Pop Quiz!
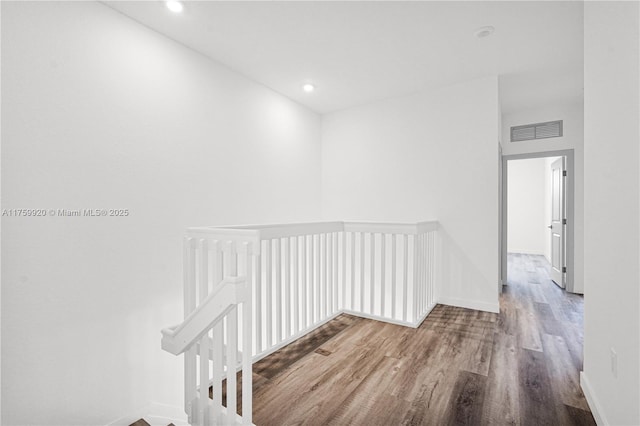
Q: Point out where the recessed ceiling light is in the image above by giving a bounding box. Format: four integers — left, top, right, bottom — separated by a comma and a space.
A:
302, 83, 315, 93
474, 26, 495, 39
166, 1, 184, 13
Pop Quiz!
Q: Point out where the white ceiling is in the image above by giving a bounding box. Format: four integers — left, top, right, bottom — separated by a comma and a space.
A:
104, 1, 584, 115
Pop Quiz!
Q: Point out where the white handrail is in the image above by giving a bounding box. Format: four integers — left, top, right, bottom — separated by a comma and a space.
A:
344, 220, 438, 234
165, 238, 255, 426
161, 276, 247, 355
190, 220, 438, 239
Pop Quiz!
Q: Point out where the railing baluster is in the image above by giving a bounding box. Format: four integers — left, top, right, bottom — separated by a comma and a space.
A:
225, 242, 238, 423
432, 231, 436, 306
185, 237, 196, 315
198, 238, 210, 425
416, 234, 421, 318
380, 233, 386, 317
310, 235, 315, 324
255, 242, 262, 355
370, 233, 375, 314
309, 235, 314, 323
242, 242, 253, 425
293, 236, 299, 335
332, 233, 337, 315
327, 233, 332, 317
412, 234, 420, 322
284, 237, 291, 339
199, 331, 210, 426
402, 234, 408, 322
199, 239, 208, 303
226, 308, 237, 422
420, 233, 425, 316
342, 231, 346, 310
302, 235, 307, 329
429, 231, 434, 308
315, 234, 320, 323
212, 240, 223, 424
214, 240, 223, 290
423, 233, 426, 310
360, 232, 365, 312
275, 238, 282, 343
425, 233, 429, 311
184, 238, 197, 421
331, 232, 340, 315
211, 320, 222, 424
427, 232, 431, 308
325, 233, 329, 317
350, 232, 355, 311
423, 233, 427, 313
391, 234, 397, 320
424, 233, 427, 314
238, 245, 247, 356
326, 233, 330, 317
321, 233, 325, 319
265, 240, 272, 347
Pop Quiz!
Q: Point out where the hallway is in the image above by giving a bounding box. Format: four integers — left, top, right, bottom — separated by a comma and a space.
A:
497, 253, 593, 425
239, 254, 595, 425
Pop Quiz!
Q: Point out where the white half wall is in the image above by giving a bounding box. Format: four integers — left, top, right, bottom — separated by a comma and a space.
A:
1, 2, 321, 425
322, 76, 500, 313
507, 158, 547, 256
583, 2, 640, 425
501, 101, 584, 293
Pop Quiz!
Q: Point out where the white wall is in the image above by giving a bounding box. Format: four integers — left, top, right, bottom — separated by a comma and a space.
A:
501, 101, 584, 293
1, 2, 321, 425
582, 2, 639, 425
507, 158, 547, 255
322, 76, 501, 313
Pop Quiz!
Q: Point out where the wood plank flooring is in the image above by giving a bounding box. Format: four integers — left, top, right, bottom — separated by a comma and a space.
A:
224, 253, 595, 425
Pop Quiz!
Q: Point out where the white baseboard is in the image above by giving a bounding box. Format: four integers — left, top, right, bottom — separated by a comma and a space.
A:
106, 402, 188, 426
340, 308, 415, 328
580, 372, 607, 426
410, 303, 437, 328
437, 297, 500, 314
106, 408, 146, 426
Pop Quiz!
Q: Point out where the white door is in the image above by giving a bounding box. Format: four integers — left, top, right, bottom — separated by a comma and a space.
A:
550, 158, 565, 287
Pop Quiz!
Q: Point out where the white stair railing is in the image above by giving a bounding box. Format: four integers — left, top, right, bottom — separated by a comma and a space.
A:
162, 220, 438, 425
247, 221, 439, 360
252, 222, 344, 355
341, 221, 438, 327
162, 231, 258, 426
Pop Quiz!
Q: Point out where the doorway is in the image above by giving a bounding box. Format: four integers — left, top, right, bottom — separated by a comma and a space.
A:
497, 149, 592, 424
500, 149, 576, 293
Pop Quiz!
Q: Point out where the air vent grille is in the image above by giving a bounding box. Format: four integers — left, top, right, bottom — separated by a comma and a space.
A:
511, 120, 563, 142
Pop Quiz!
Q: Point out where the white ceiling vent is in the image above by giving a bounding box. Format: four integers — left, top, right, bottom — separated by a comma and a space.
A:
511, 120, 563, 142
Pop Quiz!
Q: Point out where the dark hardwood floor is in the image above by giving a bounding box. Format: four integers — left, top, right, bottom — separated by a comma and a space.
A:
225, 253, 595, 425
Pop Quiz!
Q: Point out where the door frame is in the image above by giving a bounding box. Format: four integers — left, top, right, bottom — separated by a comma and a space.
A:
500, 149, 576, 293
